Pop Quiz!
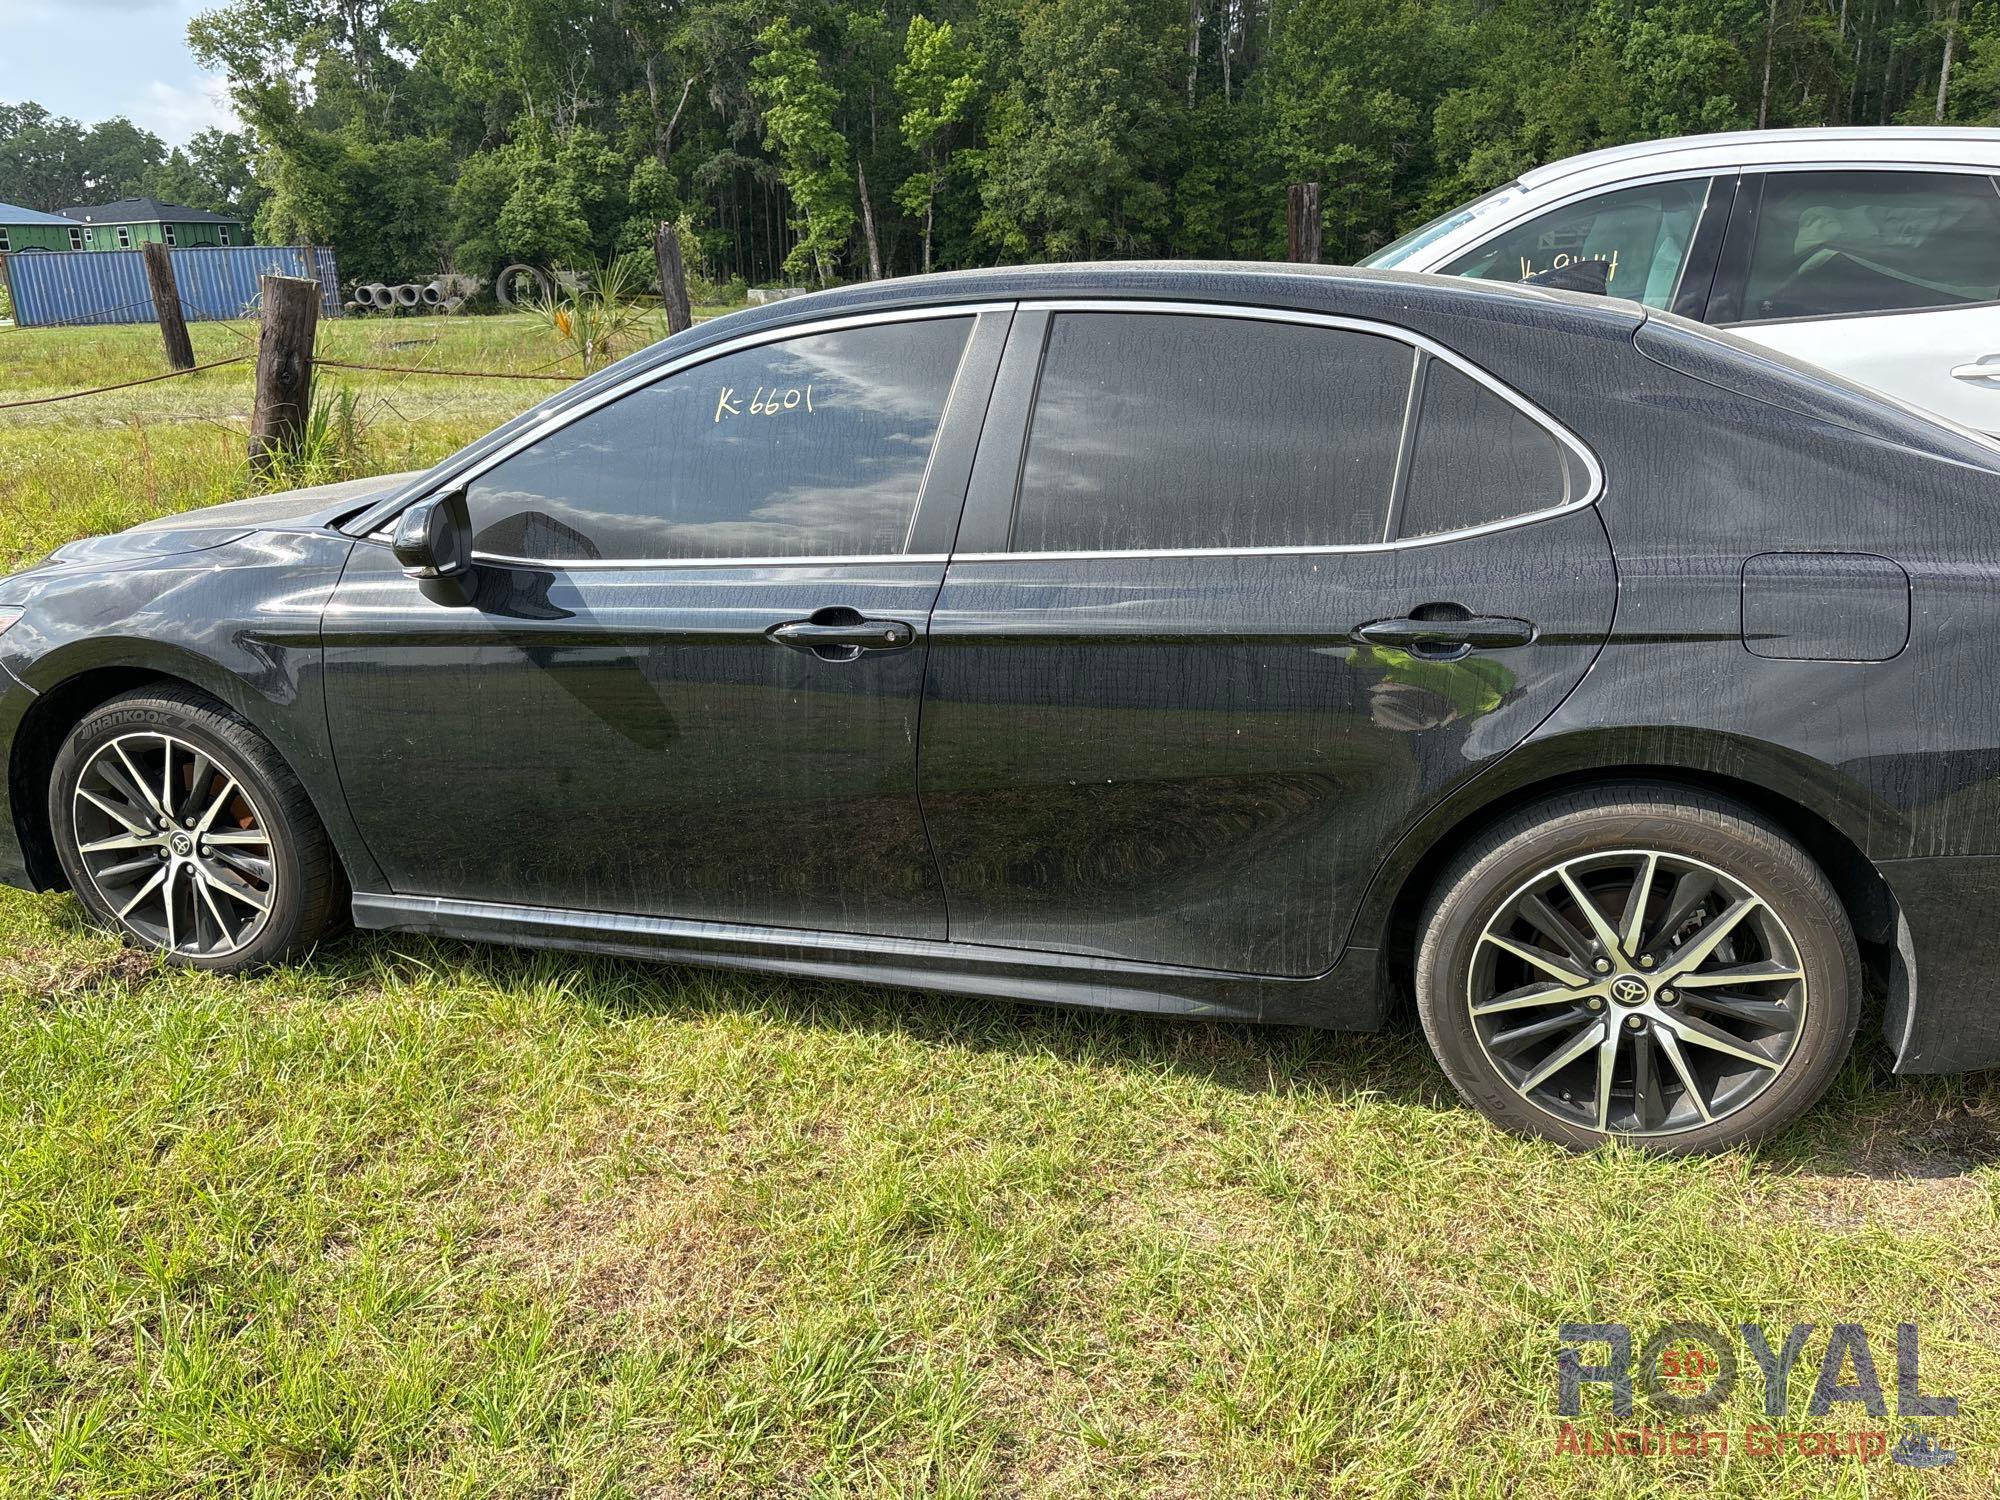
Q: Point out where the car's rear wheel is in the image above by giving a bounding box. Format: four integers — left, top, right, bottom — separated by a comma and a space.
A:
49, 685, 342, 971
1415, 784, 1859, 1153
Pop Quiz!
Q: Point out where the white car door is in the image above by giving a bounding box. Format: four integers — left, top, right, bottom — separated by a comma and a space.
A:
1710, 168, 2000, 434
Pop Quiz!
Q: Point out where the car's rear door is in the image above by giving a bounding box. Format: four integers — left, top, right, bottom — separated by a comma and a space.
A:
1706, 168, 2000, 434
915, 303, 1617, 977
322, 307, 1009, 938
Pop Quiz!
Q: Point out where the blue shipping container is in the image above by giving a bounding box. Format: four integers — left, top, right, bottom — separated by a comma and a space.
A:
1, 245, 341, 328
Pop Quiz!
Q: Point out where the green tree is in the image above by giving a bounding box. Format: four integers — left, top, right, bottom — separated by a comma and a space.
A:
751, 18, 856, 285
895, 15, 980, 272
255, 126, 451, 280
971, 0, 1181, 260
144, 129, 268, 221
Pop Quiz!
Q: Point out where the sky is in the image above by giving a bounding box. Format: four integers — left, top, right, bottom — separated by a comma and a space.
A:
0, 0, 240, 145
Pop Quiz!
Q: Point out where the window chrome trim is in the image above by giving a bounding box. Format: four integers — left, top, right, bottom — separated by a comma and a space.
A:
955, 297, 1605, 561
357, 303, 1014, 562
469, 551, 951, 571
359, 296, 1604, 568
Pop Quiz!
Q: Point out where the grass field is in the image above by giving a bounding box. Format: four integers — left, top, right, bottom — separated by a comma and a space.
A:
0, 312, 1996, 1498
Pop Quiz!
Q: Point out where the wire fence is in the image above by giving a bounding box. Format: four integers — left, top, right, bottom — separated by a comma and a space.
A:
0, 355, 253, 411
312, 358, 581, 383
0, 348, 583, 413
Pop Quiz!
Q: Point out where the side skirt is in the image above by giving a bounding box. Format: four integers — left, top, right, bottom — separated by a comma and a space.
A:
350, 891, 1390, 1028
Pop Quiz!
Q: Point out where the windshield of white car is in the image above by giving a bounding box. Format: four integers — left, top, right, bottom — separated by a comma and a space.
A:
1363, 183, 1526, 270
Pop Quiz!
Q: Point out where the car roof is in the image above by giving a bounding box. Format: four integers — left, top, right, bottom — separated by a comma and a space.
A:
344, 262, 1641, 534
1519, 126, 2000, 191
345, 259, 1997, 538
636, 259, 1639, 365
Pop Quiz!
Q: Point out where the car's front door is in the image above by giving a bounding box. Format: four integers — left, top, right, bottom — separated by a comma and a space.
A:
322, 308, 1007, 938
916, 306, 1618, 977
1707, 169, 2000, 434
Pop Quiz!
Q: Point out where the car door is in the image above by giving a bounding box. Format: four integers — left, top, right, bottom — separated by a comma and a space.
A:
1435, 173, 1734, 317
915, 304, 1617, 978
321, 307, 1009, 939
1706, 168, 2000, 434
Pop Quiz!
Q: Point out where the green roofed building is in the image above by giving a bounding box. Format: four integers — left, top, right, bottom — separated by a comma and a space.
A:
0, 201, 85, 254
58, 197, 245, 251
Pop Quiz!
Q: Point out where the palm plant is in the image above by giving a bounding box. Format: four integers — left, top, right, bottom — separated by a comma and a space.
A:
526, 256, 653, 375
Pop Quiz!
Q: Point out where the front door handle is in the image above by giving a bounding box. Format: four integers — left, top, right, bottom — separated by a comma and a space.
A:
770, 610, 914, 658
1950, 361, 2000, 383
1354, 614, 1537, 653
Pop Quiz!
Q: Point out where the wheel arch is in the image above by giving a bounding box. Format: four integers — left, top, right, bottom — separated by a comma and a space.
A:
7, 650, 373, 896
1361, 735, 1904, 1029
8, 666, 182, 890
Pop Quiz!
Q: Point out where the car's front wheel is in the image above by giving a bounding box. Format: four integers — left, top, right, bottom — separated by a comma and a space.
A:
49, 685, 342, 970
1415, 784, 1859, 1153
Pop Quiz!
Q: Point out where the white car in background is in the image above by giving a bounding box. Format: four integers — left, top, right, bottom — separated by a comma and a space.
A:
1365, 127, 2000, 434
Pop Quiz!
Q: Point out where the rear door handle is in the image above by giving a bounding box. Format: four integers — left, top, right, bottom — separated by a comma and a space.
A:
1950, 361, 2000, 383
770, 612, 914, 655
1354, 615, 1537, 651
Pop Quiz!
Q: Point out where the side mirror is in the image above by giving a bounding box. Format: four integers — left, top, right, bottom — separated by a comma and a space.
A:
392, 488, 477, 606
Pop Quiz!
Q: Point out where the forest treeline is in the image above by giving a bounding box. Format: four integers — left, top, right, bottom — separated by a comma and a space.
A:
2, 0, 1995, 293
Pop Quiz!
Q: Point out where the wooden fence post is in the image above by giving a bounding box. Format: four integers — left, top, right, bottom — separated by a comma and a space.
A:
1286, 182, 1322, 264
655, 220, 693, 335
141, 240, 196, 371
249, 274, 320, 476
299, 239, 324, 310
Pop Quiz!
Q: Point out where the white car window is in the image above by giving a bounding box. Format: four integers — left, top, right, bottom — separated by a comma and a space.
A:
1439, 179, 1709, 309
1742, 171, 2000, 321
1363, 183, 1525, 270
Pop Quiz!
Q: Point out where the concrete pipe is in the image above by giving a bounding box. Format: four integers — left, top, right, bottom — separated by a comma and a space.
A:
494, 263, 552, 309
392, 283, 423, 308
421, 281, 444, 307
358, 283, 389, 309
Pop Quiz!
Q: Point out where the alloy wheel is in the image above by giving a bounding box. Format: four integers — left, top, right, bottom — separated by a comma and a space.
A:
70, 731, 276, 958
1466, 849, 1806, 1137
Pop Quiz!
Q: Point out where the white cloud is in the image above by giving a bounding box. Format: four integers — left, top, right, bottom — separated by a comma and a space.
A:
126, 77, 240, 143
16, 0, 172, 14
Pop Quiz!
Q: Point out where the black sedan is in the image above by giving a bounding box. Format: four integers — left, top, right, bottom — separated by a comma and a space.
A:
3, 263, 1996, 1153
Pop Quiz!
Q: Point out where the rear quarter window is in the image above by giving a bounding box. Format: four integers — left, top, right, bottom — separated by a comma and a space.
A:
1397, 361, 1572, 538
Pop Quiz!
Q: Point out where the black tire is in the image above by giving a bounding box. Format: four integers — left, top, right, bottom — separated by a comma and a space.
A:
49, 684, 343, 971
1414, 783, 1859, 1154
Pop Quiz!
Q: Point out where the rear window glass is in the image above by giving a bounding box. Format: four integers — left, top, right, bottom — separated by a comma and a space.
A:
1743, 171, 2000, 321
1012, 312, 1414, 552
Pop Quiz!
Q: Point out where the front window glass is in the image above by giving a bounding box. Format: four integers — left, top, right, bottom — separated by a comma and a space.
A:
1440, 178, 1709, 309
1741, 171, 2000, 321
1363, 183, 1526, 270
466, 317, 973, 562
